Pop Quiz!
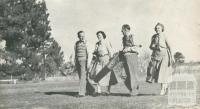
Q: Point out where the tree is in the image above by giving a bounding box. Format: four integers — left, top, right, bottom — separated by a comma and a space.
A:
44, 39, 64, 77
174, 52, 185, 64
60, 54, 75, 76
0, 0, 65, 80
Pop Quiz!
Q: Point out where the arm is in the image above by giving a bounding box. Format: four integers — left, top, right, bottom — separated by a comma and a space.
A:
85, 41, 89, 68
165, 37, 175, 64
106, 41, 114, 58
125, 35, 141, 53
73, 43, 77, 70
165, 37, 171, 53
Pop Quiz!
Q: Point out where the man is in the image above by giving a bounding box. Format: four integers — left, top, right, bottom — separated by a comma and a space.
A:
121, 24, 141, 96
74, 31, 88, 97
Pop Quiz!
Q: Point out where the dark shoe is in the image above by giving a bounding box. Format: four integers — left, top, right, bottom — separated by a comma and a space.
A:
146, 79, 152, 83
76, 95, 85, 98
100, 92, 109, 96
136, 85, 140, 90
92, 92, 99, 97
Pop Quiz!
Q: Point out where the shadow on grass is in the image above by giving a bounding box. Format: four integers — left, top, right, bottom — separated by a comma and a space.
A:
44, 91, 78, 97
109, 93, 157, 97
137, 94, 157, 96
109, 93, 130, 97
42, 91, 156, 97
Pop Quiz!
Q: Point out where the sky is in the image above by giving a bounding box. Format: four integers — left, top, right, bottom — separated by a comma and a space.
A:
45, 0, 200, 62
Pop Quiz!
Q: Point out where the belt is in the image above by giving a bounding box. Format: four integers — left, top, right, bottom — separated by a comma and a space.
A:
123, 51, 138, 54
98, 54, 109, 57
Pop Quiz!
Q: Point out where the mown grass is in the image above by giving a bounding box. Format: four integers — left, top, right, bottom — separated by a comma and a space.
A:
0, 66, 200, 109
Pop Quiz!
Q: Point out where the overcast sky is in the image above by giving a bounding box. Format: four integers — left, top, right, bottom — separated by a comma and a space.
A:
45, 0, 200, 62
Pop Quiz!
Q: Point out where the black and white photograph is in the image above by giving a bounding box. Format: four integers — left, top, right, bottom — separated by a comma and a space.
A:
0, 0, 200, 109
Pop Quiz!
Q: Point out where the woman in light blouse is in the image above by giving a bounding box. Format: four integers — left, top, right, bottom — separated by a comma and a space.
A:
91, 31, 113, 95
146, 23, 174, 95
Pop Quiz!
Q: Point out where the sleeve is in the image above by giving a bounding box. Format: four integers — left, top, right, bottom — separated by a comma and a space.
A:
93, 43, 98, 57
149, 35, 159, 50
122, 37, 125, 49
130, 35, 135, 46
129, 35, 140, 53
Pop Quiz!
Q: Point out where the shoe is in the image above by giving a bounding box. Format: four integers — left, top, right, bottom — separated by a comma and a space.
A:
92, 92, 99, 97
100, 92, 109, 96
160, 84, 167, 95
128, 91, 138, 97
76, 95, 85, 98
160, 89, 166, 95
146, 79, 152, 83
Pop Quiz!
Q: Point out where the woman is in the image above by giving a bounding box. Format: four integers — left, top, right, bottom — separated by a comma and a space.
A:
146, 23, 174, 95
89, 31, 113, 95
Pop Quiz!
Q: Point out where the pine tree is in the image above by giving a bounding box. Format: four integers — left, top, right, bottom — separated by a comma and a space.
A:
43, 38, 64, 77
0, 0, 65, 80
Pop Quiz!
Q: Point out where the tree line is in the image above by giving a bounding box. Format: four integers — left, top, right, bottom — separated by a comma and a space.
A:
0, 0, 65, 80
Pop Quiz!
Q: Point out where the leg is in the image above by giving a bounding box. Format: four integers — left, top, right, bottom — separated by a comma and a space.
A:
128, 54, 139, 94
78, 60, 87, 96
99, 85, 110, 96
108, 85, 111, 94
124, 54, 139, 95
160, 83, 168, 95
154, 60, 161, 83
146, 60, 155, 83
97, 84, 101, 93
124, 61, 132, 92
86, 79, 95, 95
147, 59, 159, 83
76, 62, 81, 79
87, 83, 100, 97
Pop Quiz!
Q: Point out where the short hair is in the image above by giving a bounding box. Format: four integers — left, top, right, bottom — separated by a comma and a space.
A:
77, 31, 84, 38
122, 24, 131, 30
155, 23, 164, 32
96, 31, 106, 39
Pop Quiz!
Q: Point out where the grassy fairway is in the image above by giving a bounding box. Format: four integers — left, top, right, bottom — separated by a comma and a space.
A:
0, 73, 200, 109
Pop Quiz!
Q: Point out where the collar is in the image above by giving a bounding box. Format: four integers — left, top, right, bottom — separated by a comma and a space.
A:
98, 40, 106, 45
124, 34, 133, 38
79, 40, 86, 43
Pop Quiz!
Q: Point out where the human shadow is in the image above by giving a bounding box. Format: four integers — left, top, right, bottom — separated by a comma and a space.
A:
109, 93, 130, 97
43, 81, 95, 97
43, 91, 157, 97
137, 93, 157, 96
44, 91, 78, 97
109, 93, 157, 97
